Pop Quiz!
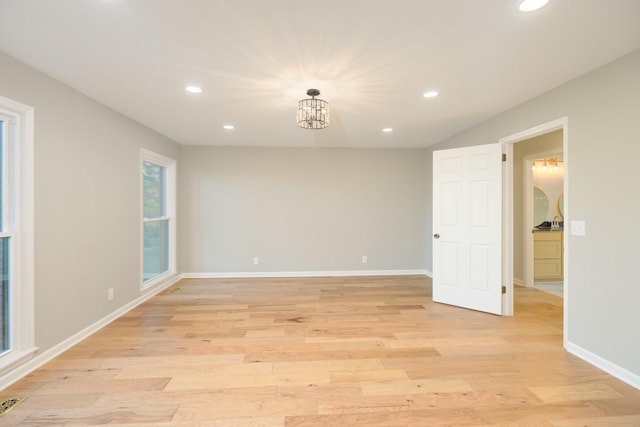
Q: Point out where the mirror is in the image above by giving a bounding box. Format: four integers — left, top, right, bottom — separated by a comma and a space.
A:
533, 186, 549, 226
558, 192, 564, 218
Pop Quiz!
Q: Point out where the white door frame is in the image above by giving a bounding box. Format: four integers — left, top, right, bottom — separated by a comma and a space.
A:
501, 117, 568, 346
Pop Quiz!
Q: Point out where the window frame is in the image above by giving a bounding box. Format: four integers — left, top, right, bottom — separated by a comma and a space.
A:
140, 149, 176, 291
0, 95, 36, 375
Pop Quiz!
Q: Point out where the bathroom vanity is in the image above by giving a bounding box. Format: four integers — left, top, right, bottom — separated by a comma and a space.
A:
533, 230, 563, 281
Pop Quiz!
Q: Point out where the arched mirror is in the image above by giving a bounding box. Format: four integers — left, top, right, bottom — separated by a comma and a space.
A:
533, 186, 549, 226
558, 192, 564, 218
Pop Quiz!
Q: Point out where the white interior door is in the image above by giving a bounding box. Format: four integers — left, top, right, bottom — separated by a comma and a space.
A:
432, 143, 503, 315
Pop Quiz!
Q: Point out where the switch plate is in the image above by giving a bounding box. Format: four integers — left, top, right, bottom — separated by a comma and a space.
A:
362, 255, 368, 264
571, 220, 586, 236
108, 288, 114, 301
253, 256, 260, 265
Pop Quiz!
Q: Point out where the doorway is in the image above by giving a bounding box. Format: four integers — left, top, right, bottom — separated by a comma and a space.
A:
501, 117, 568, 346
526, 148, 564, 297
521, 142, 564, 295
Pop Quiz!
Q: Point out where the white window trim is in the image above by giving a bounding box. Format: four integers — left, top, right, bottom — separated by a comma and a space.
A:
140, 149, 176, 291
0, 95, 36, 375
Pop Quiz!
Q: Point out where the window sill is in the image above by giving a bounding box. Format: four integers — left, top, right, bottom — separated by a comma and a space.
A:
0, 347, 39, 377
141, 270, 178, 292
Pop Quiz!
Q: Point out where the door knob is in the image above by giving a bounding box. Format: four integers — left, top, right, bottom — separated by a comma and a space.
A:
433, 233, 440, 239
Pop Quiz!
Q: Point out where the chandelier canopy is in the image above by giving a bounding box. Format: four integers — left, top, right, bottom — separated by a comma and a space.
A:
297, 89, 329, 129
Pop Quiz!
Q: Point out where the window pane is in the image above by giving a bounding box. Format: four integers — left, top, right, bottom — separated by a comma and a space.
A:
143, 161, 166, 219
143, 220, 169, 282
0, 237, 9, 354
0, 120, 4, 230
0, 122, 6, 354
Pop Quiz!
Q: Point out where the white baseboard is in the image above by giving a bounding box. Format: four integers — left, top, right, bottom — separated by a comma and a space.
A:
566, 341, 640, 390
0, 273, 182, 391
513, 278, 527, 287
424, 270, 433, 278
182, 269, 427, 279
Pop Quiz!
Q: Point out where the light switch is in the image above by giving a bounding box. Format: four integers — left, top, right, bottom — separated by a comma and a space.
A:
571, 220, 586, 236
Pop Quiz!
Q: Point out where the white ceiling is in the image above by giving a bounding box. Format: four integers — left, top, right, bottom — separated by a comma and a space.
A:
1, 0, 640, 148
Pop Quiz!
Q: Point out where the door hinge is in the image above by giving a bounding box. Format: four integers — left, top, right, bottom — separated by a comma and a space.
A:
502, 153, 507, 162
502, 285, 507, 294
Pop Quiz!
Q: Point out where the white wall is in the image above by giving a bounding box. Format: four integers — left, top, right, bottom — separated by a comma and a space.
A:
181, 146, 428, 275
0, 51, 182, 357
426, 49, 640, 381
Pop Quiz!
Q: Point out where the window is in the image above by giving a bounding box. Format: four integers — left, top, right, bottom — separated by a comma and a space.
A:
141, 150, 175, 289
0, 119, 8, 354
0, 95, 35, 375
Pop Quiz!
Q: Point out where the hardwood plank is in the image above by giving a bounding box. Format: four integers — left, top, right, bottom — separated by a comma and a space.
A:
550, 414, 640, 426
2, 276, 639, 426
529, 383, 625, 403
361, 378, 474, 396
285, 407, 483, 426
476, 401, 606, 424
19, 405, 177, 426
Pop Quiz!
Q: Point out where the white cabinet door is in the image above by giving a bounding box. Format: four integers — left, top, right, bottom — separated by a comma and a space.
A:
432, 143, 503, 315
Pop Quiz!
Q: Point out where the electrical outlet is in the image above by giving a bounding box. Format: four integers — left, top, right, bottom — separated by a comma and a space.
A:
253, 256, 260, 265
108, 288, 114, 301
362, 255, 368, 264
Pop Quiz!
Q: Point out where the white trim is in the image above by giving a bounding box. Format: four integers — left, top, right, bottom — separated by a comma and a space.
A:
513, 278, 526, 287
0, 273, 182, 391
566, 341, 640, 390
502, 142, 514, 315
500, 117, 568, 318
424, 269, 433, 278
524, 157, 533, 287
501, 118, 567, 144
140, 149, 175, 169
0, 95, 35, 375
182, 270, 427, 279
140, 149, 177, 291
143, 217, 170, 224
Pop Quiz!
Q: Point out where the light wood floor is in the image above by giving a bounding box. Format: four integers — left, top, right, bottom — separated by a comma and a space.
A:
2, 276, 640, 426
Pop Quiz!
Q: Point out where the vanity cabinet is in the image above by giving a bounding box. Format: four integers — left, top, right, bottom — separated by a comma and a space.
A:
534, 231, 563, 281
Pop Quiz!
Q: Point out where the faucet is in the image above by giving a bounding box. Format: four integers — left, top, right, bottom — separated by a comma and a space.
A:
551, 216, 561, 230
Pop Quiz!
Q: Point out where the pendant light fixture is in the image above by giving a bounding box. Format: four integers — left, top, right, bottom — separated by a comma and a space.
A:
297, 89, 330, 129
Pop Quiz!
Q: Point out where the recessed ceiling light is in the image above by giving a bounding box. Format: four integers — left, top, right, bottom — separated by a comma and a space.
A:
423, 91, 439, 98
382, 128, 393, 133
185, 85, 202, 94
223, 125, 234, 130
519, 0, 549, 12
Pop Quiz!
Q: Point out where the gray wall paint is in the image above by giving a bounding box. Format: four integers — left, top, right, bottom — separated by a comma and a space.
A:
426, 49, 640, 376
513, 130, 563, 282
0, 51, 182, 354
181, 146, 428, 273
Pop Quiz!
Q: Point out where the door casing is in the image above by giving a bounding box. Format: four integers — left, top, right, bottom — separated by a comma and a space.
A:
500, 117, 568, 347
